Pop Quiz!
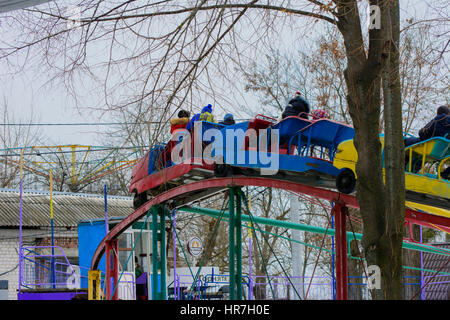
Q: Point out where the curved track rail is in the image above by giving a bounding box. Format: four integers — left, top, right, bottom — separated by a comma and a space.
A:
91, 176, 450, 270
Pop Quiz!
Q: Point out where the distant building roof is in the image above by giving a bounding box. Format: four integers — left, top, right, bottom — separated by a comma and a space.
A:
423, 242, 450, 300
0, 0, 51, 13
0, 188, 133, 228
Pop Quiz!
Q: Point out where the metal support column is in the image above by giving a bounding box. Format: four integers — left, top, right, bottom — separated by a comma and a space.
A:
228, 187, 243, 300
88, 270, 102, 300
105, 238, 119, 300
290, 194, 303, 299
236, 190, 243, 300
333, 202, 348, 300
159, 206, 167, 299
228, 188, 236, 300
105, 241, 111, 299
151, 205, 167, 300
151, 206, 158, 299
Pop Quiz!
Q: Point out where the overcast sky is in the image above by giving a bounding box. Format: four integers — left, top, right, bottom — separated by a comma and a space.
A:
0, 0, 447, 147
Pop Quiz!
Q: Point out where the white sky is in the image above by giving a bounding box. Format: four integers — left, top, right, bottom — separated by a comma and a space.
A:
0, 0, 447, 147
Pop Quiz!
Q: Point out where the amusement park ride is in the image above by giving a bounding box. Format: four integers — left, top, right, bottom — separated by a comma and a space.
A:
87, 113, 449, 300
2, 0, 448, 303
1, 144, 140, 192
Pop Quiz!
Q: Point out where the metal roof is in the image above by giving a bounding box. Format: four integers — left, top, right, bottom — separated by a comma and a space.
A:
0, 0, 52, 13
0, 188, 133, 227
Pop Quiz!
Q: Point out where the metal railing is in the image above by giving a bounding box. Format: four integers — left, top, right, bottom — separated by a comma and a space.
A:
169, 273, 425, 300
21, 246, 87, 290
422, 274, 450, 300
347, 275, 422, 300
251, 275, 333, 300
20, 246, 136, 300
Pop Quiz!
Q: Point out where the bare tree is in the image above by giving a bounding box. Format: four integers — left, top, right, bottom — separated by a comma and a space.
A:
0, 98, 43, 188
2, 0, 448, 298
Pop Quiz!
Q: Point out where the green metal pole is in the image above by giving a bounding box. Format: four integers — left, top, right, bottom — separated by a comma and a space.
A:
182, 205, 337, 234
229, 188, 236, 300
159, 206, 167, 300
178, 206, 450, 256
236, 190, 242, 300
151, 205, 159, 300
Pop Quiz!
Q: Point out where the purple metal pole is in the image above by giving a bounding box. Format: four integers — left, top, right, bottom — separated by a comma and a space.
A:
420, 226, 423, 300
172, 209, 177, 300
177, 274, 180, 300
331, 213, 336, 300
18, 149, 25, 295
50, 170, 55, 288
248, 189, 253, 300
249, 224, 252, 300
51, 218, 56, 288
104, 185, 108, 235
18, 178, 23, 294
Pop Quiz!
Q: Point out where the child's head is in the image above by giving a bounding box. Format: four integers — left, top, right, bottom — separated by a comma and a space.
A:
202, 104, 213, 113
224, 113, 234, 121
178, 110, 190, 118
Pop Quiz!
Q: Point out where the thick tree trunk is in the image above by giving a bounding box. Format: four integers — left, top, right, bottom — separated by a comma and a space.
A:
381, 0, 405, 300
335, 0, 404, 299
347, 74, 386, 300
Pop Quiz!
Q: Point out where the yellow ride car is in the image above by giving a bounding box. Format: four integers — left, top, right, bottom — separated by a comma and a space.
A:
332, 135, 450, 202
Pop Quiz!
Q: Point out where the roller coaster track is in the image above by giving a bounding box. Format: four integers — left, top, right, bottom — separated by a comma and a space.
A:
91, 175, 450, 270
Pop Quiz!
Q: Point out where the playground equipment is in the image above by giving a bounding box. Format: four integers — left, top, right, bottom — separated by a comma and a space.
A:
91, 113, 450, 300
0, 145, 139, 193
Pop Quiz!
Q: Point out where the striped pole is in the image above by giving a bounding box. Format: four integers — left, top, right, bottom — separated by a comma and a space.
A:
50, 169, 56, 288
18, 149, 24, 294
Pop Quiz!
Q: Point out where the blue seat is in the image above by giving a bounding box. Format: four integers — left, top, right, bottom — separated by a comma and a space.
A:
270, 116, 312, 145
147, 143, 166, 174
289, 119, 355, 160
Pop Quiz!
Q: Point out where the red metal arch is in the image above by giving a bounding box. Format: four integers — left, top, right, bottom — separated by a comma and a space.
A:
91, 176, 450, 270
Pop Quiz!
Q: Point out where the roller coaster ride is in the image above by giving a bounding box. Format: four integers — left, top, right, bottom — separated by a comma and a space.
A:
90, 113, 450, 300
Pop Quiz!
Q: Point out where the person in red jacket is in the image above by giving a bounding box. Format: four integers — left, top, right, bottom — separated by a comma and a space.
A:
170, 110, 190, 134
166, 110, 191, 167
